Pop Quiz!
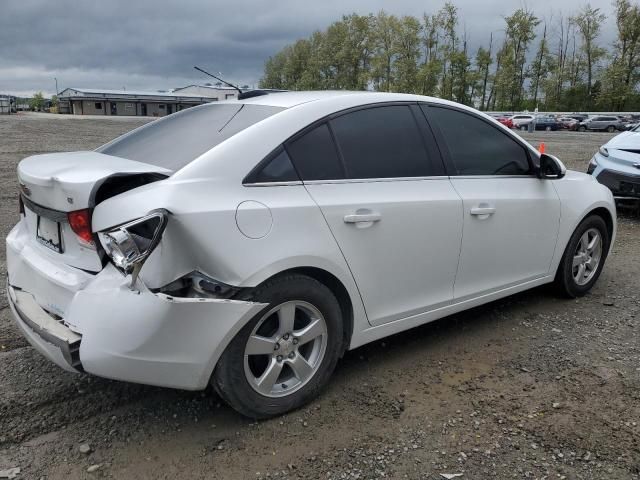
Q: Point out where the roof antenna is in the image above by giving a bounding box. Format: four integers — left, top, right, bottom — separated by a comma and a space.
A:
193, 66, 242, 96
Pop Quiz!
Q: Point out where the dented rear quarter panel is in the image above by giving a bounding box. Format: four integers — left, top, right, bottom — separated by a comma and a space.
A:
91, 174, 370, 345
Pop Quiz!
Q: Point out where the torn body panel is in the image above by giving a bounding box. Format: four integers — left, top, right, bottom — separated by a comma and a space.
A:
90, 177, 369, 334
7, 220, 267, 390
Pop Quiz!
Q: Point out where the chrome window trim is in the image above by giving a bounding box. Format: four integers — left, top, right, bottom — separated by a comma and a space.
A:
302, 176, 450, 185
451, 175, 538, 180
243, 181, 304, 187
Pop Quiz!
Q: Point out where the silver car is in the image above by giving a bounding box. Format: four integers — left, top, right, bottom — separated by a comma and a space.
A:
588, 123, 640, 198
579, 116, 625, 133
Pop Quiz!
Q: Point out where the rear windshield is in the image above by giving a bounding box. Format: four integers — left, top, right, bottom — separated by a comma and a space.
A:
97, 103, 284, 171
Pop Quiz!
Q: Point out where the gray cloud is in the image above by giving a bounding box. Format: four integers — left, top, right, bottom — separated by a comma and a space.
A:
0, 0, 616, 97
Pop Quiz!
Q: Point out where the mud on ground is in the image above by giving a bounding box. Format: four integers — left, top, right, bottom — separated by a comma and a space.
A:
1, 114, 639, 479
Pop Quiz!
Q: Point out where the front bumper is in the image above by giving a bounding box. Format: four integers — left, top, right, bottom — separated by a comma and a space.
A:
594, 168, 640, 199
6, 220, 266, 390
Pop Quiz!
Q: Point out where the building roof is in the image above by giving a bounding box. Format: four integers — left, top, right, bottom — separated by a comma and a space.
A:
173, 84, 239, 92
58, 87, 212, 101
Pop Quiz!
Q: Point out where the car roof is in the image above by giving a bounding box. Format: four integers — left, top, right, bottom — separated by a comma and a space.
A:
218, 90, 460, 110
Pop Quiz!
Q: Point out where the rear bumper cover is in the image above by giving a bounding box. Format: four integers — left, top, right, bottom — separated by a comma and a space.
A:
7, 283, 82, 373
6, 220, 266, 390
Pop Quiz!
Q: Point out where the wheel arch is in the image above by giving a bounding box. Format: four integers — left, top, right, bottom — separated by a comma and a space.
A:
263, 266, 354, 356
552, 202, 616, 279
588, 206, 615, 241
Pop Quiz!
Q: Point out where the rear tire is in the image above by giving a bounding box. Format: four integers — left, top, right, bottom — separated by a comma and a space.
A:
213, 274, 343, 419
607, 125, 616, 133
554, 215, 610, 298
579, 126, 587, 132
545, 126, 552, 131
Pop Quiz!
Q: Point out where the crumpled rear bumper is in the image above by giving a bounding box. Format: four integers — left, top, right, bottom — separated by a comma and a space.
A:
6, 220, 266, 390
7, 283, 81, 373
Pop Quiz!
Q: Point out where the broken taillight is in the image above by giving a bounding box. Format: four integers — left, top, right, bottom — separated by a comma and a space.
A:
67, 209, 95, 247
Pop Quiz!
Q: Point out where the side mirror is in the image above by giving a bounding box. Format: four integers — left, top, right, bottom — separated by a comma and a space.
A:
537, 153, 566, 179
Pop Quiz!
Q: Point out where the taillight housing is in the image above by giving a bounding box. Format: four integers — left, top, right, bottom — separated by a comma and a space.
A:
67, 209, 95, 248
18, 194, 25, 216
98, 209, 169, 286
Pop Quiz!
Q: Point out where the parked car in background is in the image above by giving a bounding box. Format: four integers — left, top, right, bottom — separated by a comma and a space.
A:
7, 91, 616, 418
625, 122, 639, 131
588, 123, 640, 199
510, 114, 535, 129
579, 116, 626, 132
496, 116, 514, 128
534, 116, 561, 131
558, 117, 579, 130
569, 114, 589, 123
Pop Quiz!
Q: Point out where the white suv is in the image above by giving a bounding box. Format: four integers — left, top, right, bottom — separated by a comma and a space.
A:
510, 114, 535, 129
7, 91, 616, 418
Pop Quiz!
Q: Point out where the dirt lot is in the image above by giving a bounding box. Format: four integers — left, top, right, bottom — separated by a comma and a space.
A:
1, 113, 639, 479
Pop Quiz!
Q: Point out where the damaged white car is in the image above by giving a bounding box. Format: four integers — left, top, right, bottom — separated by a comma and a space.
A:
7, 91, 616, 418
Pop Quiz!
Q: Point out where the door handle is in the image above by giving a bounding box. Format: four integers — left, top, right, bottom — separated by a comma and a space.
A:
343, 212, 381, 224
470, 206, 496, 216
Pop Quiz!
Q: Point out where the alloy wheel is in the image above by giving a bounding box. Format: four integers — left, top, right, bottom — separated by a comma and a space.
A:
572, 228, 602, 286
243, 301, 328, 398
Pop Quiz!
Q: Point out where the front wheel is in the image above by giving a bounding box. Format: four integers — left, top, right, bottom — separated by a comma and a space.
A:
554, 215, 610, 298
545, 126, 552, 131
579, 125, 587, 132
607, 125, 616, 133
213, 274, 343, 419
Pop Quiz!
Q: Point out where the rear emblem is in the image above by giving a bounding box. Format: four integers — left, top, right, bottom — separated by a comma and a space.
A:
19, 183, 31, 196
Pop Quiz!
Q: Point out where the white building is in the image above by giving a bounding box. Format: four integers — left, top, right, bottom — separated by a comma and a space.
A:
172, 84, 240, 101
58, 88, 216, 116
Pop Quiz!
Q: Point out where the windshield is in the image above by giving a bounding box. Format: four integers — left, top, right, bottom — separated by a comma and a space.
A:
97, 103, 284, 171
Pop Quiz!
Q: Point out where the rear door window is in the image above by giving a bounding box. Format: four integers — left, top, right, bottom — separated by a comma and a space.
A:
329, 105, 436, 179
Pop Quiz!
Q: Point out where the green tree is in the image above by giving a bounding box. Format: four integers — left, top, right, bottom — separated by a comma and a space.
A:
475, 36, 493, 110
572, 4, 606, 107
370, 11, 398, 91
503, 8, 540, 109
599, 0, 640, 109
529, 22, 549, 108
392, 16, 422, 93
29, 92, 45, 111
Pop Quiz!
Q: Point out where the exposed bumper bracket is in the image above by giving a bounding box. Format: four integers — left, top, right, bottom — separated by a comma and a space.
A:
7, 283, 82, 370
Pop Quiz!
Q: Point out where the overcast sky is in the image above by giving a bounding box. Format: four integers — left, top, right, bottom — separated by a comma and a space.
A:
0, 0, 616, 97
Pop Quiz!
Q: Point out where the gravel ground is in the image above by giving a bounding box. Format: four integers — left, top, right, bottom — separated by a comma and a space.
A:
1, 113, 639, 479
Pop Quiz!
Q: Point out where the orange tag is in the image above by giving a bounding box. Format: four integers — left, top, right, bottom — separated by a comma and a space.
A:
538, 142, 545, 153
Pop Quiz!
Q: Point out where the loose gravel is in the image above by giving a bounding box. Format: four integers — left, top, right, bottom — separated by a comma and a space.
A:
1, 114, 639, 479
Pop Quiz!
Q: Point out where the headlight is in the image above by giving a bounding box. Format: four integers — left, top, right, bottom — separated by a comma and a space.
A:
599, 146, 609, 157
98, 209, 169, 277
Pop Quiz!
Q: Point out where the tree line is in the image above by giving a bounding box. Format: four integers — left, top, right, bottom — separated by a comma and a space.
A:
259, 1, 640, 111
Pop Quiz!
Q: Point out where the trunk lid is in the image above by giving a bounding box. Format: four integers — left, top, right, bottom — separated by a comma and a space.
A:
17, 151, 170, 272
18, 151, 171, 211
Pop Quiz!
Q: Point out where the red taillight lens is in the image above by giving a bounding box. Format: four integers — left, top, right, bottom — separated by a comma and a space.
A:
67, 209, 94, 246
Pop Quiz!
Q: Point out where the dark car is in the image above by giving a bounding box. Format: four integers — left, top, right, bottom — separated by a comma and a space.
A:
534, 116, 561, 131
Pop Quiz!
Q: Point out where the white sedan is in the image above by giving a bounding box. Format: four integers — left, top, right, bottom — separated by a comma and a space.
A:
6, 91, 616, 418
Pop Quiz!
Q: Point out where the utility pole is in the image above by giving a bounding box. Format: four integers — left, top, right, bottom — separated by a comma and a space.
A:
54, 77, 58, 96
